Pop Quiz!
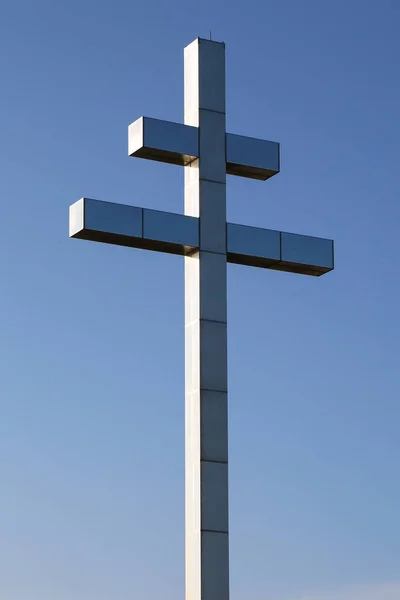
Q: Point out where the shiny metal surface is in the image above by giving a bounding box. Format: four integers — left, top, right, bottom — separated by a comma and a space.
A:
201, 531, 229, 599
128, 115, 281, 180
199, 110, 226, 183
227, 223, 280, 266
143, 208, 199, 252
197, 40, 226, 114
70, 198, 198, 256
227, 223, 333, 276
199, 320, 228, 391
226, 133, 280, 180
199, 251, 227, 322
70, 197, 142, 245
71, 197, 333, 275
201, 461, 229, 532
70, 198, 333, 275
69, 198, 84, 238
200, 391, 228, 462
184, 38, 229, 600
198, 181, 226, 254
84, 198, 142, 237
280, 232, 334, 275
128, 116, 198, 166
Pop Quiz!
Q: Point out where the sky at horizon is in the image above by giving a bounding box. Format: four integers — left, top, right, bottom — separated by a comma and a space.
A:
0, 1, 399, 599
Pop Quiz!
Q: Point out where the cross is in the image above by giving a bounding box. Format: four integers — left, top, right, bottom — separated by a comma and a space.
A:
69, 38, 334, 600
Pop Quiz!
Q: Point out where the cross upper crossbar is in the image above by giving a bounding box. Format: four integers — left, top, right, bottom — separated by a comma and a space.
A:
128, 117, 280, 180
70, 198, 334, 276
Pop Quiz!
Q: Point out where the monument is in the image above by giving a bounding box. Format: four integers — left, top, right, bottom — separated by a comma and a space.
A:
70, 37, 334, 600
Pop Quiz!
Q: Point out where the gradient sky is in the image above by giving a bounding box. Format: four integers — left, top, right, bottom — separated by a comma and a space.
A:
0, 1, 399, 599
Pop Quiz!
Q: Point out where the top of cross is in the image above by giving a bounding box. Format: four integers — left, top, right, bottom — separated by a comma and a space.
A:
70, 37, 333, 277
128, 37, 280, 182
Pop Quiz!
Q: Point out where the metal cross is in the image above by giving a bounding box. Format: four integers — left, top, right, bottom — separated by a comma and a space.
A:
69, 38, 334, 600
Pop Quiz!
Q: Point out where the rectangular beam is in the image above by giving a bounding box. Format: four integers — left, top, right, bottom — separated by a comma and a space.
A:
227, 223, 334, 276
279, 231, 334, 275
128, 117, 198, 166
70, 199, 334, 275
69, 198, 199, 256
128, 117, 280, 181
184, 37, 229, 600
227, 223, 280, 267
226, 133, 280, 181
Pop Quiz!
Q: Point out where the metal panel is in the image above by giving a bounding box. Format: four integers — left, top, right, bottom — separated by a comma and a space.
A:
199, 251, 227, 323
280, 232, 334, 275
226, 133, 280, 181
128, 116, 198, 166
85, 198, 142, 237
197, 38, 226, 114
70, 198, 143, 245
71, 199, 334, 275
199, 110, 226, 184
70, 198, 199, 256
184, 40, 200, 128
201, 461, 229, 533
144, 208, 199, 250
200, 391, 228, 463
227, 223, 280, 267
198, 181, 226, 254
69, 198, 84, 238
184, 38, 226, 123
201, 532, 229, 600
226, 223, 334, 276
199, 320, 228, 393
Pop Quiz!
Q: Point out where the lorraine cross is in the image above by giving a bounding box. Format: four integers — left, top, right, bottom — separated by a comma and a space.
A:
69, 37, 334, 600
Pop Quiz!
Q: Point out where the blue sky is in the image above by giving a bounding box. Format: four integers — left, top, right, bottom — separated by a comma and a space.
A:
0, 1, 399, 599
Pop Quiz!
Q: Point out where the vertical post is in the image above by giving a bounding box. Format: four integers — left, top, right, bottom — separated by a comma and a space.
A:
184, 39, 229, 600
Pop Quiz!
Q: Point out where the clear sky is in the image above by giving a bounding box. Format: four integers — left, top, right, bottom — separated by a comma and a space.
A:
0, 1, 399, 599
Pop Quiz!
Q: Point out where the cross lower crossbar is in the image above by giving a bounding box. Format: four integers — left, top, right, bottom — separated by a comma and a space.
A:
70, 198, 334, 276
